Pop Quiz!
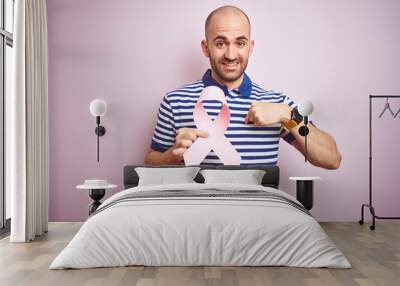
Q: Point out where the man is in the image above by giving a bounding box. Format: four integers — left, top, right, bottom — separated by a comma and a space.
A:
145, 5, 341, 169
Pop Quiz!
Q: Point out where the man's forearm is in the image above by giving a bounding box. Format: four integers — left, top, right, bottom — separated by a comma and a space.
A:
144, 147, 183, 165
289, 123, 342, 169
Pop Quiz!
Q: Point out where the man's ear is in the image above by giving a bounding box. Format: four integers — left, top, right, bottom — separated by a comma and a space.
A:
201, 39, 210, 58
249, 40, 255, 57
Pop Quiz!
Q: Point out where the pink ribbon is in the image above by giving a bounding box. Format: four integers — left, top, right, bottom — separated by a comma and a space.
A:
183, 86, 241, 165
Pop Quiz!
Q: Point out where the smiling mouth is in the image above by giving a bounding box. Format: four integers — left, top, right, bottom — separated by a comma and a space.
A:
222, 62, 239, 70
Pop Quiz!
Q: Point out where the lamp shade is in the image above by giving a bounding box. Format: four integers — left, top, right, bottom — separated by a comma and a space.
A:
89, 99, 107, 117
298, 99, 314, 116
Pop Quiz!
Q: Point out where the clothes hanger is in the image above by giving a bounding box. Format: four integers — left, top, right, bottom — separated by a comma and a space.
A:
378, 97, 395, 118
394, 107, 400, 118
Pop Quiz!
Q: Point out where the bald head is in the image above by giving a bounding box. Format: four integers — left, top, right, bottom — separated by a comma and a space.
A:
205, 5, 251, 39
201, 5, 254, 88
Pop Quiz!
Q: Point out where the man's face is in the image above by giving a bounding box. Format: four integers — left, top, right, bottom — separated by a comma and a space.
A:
202, 12, 254, 84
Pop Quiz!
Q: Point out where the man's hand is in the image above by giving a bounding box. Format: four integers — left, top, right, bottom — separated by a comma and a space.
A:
245, 102, 291, 126
144, 128, 209, 165
171, 128, 209, 157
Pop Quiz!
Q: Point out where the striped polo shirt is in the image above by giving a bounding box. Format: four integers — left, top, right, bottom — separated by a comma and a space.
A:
150, 69, 297, 166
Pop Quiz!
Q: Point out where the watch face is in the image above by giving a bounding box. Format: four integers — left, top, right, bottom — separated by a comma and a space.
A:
292, 107, 303, 123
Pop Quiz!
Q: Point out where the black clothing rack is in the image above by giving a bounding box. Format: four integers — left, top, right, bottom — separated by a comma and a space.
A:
359, 95, 400, 230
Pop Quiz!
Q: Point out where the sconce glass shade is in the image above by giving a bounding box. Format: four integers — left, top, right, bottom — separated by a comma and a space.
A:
298, 99, 314, 116
90, 99, 107, 117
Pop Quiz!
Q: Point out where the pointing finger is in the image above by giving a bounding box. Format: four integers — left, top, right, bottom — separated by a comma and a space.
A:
195, 129, 209, 138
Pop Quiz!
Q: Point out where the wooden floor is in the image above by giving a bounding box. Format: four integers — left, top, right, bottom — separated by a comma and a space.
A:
0, 222, 399, 286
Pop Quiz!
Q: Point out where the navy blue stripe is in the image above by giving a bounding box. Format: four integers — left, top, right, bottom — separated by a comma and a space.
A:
236, 147, 279, 152
206, 154, 277, 160
201, 161, 278, 166
153, 134, 175, 144
198, 162, 221, 166
227, 105, 251, 111
241, 162, 277, 166
169, 99, 198, 104
225, 133, 279, 138
175, 124, 196, 129
151, 140, 170, 152
231, 141, 279, 145
227, 126, 281, 131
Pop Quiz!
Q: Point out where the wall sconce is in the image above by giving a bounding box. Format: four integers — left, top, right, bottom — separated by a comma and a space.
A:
297, 99, 314, 163
89, 99, 107, 162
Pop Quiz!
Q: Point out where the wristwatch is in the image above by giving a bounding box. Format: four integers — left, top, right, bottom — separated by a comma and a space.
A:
281, 107, 303, 134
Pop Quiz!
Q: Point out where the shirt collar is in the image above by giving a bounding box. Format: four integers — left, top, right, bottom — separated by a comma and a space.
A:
202, 69, 252, 97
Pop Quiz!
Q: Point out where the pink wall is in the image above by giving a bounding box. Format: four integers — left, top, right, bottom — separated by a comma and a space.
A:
47, 0, 400, 222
